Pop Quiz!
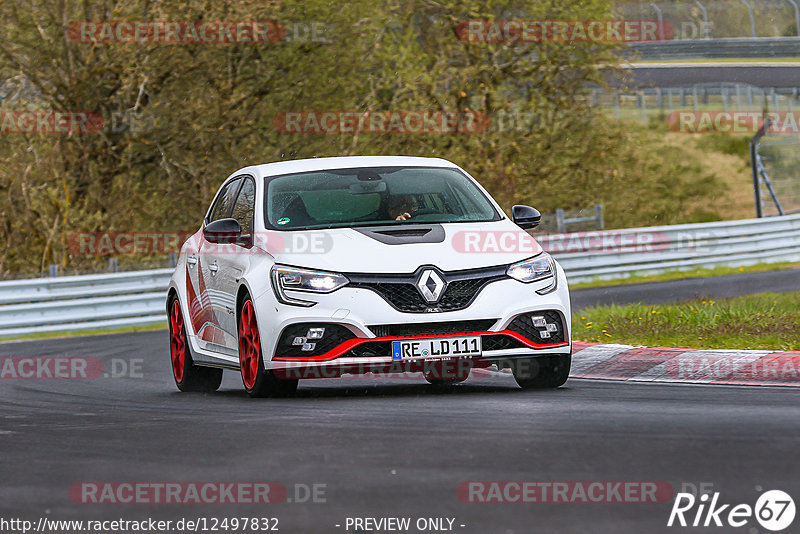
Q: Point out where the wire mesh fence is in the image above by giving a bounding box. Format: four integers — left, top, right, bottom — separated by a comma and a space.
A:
754, 132, 800, 216
615, 0, 800, 39
593, 83, 800, 124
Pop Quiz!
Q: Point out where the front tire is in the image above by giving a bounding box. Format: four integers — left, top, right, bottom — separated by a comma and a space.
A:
511, 354, 571, 389
168, 297, 223, 392
238, 295, 298, 398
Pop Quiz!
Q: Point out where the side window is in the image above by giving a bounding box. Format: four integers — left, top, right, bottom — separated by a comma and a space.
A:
230, 178, 255, 235
208, 178, 242, 222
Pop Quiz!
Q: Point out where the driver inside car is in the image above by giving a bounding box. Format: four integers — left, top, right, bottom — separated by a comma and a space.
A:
388, 194, 418, 221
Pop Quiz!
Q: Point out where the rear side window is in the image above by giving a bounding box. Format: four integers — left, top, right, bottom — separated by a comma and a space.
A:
208, 178, 242, 222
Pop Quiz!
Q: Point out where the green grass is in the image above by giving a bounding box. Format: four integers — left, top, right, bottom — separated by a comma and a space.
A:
573, 291, 800, 350
571, 261, 800, 289
0, 322, 167, 343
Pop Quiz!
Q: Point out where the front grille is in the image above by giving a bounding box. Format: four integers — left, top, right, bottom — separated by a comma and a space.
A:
507, 310, 565, 344
276, 323, 356, 357
342, 341, 392, 358
347, 265, 506, 313
369, 319, 498, 338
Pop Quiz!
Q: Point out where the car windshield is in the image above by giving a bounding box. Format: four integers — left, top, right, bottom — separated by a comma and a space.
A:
264, 166, 500, 230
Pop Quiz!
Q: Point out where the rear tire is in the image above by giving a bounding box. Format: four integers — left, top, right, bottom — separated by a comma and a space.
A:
511, 354, 571, 389
168, 296, 223, 393
238, 295, 298, 398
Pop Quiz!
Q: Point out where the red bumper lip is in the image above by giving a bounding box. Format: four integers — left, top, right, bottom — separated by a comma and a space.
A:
272, 330, 569, 362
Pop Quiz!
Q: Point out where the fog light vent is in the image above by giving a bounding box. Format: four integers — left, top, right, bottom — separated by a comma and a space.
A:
306, 328, 325, 340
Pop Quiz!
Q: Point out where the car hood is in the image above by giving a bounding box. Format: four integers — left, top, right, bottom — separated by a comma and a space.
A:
257, 219, 543, 273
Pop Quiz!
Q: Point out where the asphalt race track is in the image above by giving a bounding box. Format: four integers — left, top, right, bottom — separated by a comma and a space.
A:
571, 267, 800, 310
1, 331, 798, 534
626, 63, 800, 88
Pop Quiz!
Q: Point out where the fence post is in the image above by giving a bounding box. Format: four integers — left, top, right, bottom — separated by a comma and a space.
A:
109, 258, 119, 273
168, 253, 177, 268
48, 264, 58, 278
595, 204, 605, 230
750, 126, 767, 218
785, 0, 800, 37
640, 91, 647, 123
695, 1, 711, 39
740, 0, 757, 37
649, 3, 666, 40
556, 209, 566, 233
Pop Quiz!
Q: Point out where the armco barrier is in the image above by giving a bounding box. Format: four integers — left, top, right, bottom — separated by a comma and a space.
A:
0, 214, 799, 337
544, 213, 800, 284
0, 269, 171, 337
628, 37, 800, 60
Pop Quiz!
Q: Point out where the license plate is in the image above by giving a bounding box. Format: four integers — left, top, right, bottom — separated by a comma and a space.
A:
391, 336, 482, 361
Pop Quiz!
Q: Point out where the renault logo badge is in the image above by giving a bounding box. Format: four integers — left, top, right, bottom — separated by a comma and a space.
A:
416, 269, 446, 303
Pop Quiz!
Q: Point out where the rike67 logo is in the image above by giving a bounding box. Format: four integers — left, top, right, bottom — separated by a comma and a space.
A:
668, 490, 795, 531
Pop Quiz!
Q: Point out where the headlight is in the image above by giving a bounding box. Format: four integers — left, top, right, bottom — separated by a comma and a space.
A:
507, 253, 558, 294
270, 265, 349, 307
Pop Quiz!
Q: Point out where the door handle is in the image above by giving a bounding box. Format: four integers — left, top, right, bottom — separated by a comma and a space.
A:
186, 255, 197, 267
209, 261, 219, 275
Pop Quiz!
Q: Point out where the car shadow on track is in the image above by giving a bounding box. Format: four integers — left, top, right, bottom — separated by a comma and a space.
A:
199, 381, 572, 399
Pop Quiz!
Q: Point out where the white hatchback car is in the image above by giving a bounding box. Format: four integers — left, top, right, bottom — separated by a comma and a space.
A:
167, 156, 571, 397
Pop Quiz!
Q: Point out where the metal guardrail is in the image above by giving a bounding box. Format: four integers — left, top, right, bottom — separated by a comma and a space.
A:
1, 215, 799, 337
542, 214, 800, 283
629, 37, 800, 60
0, 269, 172, 337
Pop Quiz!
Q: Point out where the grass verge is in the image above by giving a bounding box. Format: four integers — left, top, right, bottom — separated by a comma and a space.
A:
573, 291, 800, 350
0, 322, 167, 343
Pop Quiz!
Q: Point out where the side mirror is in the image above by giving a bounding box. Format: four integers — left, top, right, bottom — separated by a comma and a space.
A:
203, 218, 244, 245
511, 205, 541, 230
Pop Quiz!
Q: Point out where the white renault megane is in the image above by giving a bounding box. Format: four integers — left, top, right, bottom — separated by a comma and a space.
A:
166, 156, 571, 397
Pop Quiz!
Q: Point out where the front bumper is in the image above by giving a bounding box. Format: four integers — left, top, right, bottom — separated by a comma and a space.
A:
256, 263, 572, 373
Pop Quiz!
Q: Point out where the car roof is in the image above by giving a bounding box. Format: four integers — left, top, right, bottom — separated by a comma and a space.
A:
235, 156, 459, 179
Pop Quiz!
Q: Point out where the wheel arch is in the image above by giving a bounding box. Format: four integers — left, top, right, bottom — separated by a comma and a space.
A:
166, 287, 179, 314
236, 283, 252, 317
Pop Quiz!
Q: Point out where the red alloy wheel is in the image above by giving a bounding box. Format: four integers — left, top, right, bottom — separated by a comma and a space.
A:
169, 300, 186, 383
238, 300, 261, 390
